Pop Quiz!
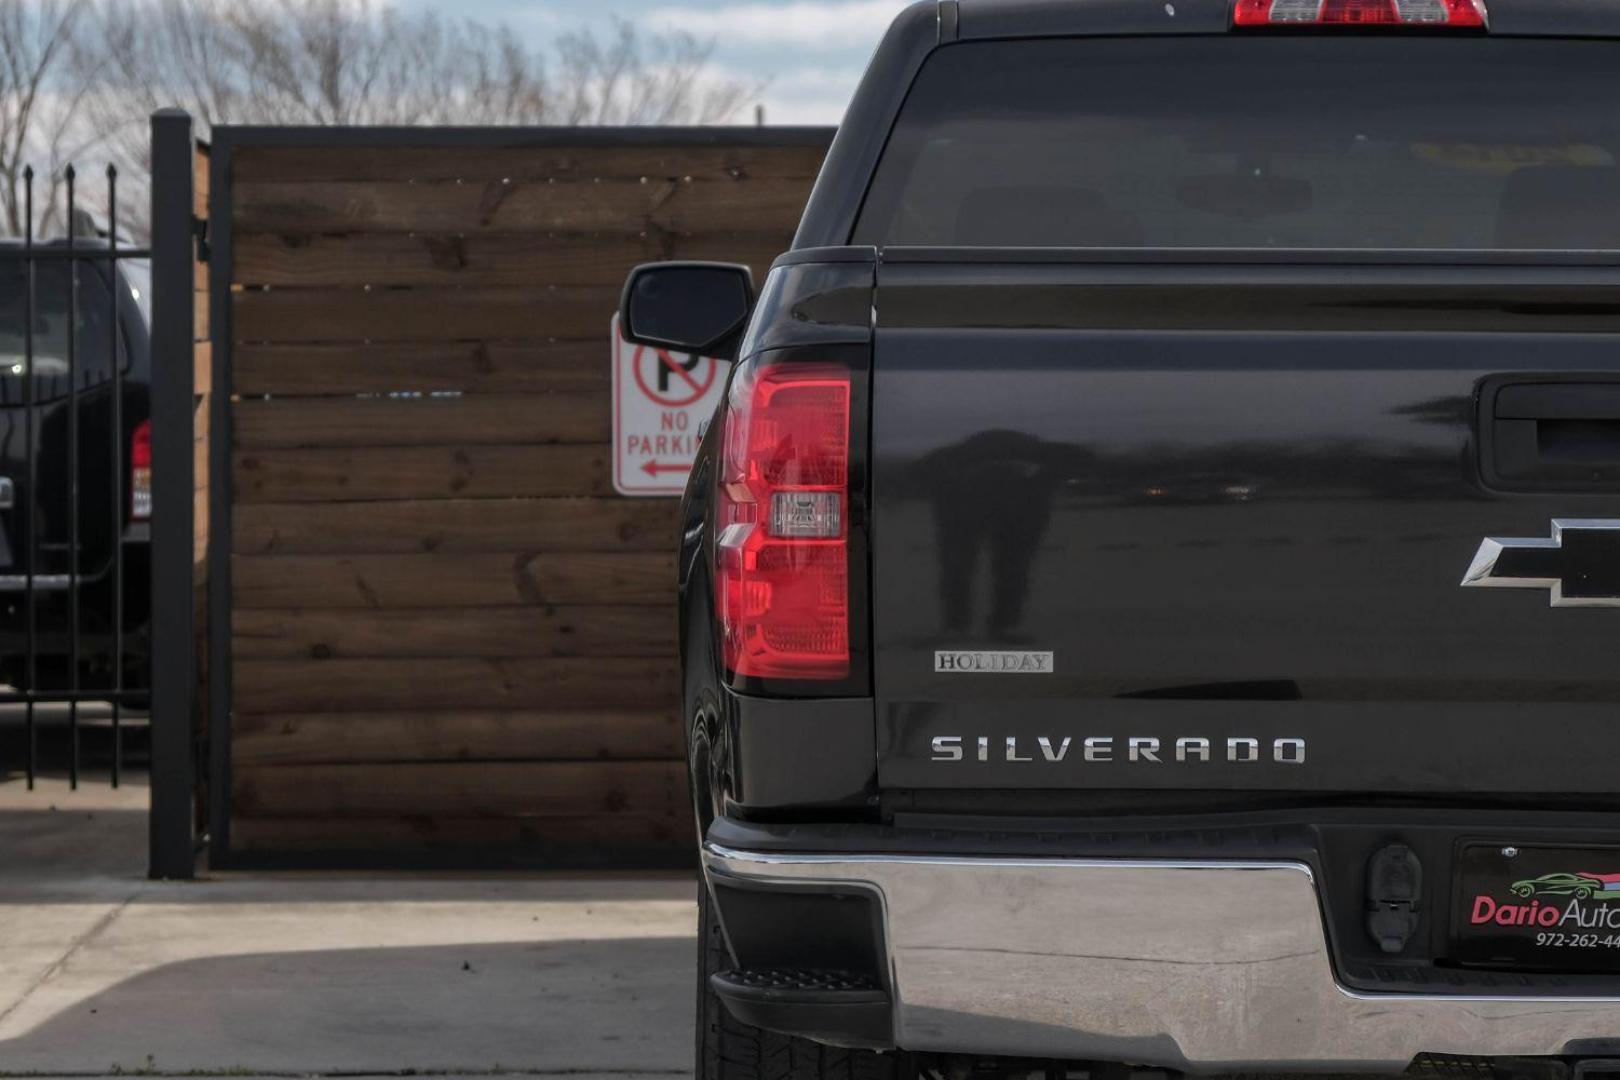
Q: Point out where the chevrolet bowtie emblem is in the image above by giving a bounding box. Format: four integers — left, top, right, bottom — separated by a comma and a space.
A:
1462, 519, 1620, 608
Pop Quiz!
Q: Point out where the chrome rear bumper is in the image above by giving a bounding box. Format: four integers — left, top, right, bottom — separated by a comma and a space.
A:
704, 843, 1620, 1071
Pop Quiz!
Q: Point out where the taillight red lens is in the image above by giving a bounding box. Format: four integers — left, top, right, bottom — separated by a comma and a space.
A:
1233, 0, 1486, 26
131, 420, 152, 469
716, 362, 852, 681
131, 419, 152, 520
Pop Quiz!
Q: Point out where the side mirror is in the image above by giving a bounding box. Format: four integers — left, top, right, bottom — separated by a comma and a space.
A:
620, 262, 755, 362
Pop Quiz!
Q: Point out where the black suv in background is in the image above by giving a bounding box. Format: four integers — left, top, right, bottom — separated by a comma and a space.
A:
0, 240, 152, 708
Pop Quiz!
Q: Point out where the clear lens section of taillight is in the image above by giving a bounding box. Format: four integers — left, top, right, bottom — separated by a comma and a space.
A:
131, 419, 152, 521
716, 362, 851, 681
1233, 0, 1486, 25
1264, 0, 1326, 21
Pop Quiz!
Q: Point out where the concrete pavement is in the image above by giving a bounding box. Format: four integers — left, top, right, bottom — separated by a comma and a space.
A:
0, 779, 697, 1077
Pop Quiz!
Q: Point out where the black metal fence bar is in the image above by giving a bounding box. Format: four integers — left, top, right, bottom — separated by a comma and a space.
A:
23, 167, 37, 789
67, 165, 80, 790
110, 164, 124, 789
147, 109, 198, 880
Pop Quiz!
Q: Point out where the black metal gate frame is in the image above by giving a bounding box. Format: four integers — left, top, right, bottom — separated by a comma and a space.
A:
148, 110, 204, 879
0, 113, 206, 881
0, 161, 148, 788
197, 123, 837, 869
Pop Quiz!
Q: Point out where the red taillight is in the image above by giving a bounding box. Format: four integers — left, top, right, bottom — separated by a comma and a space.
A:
716, 362, 852, 681
1233, 0, 1486, 26
131, 419, 152, 520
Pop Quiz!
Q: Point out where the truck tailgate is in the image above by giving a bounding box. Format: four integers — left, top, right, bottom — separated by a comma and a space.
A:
872, 258, 1620, 796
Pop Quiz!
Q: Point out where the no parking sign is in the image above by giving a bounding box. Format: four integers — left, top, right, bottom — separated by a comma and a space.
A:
611, 314, 732, 497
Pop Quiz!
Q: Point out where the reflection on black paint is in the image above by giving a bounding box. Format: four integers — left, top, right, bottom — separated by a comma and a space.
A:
904, 425, 1488, 646
1120, 680, 1303, 702
913, 431, 1079, 639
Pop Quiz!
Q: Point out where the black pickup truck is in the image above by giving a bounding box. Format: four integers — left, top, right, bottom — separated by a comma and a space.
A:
620, 1, 1620, 1076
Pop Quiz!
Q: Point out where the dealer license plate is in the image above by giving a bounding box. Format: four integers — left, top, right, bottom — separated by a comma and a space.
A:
1454, 843, 1620, 971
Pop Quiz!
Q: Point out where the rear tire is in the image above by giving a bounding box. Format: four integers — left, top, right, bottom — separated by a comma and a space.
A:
698, 882, 901, 1080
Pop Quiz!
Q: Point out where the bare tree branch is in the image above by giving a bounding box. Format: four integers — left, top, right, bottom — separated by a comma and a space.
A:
5, 0, 760, 237
549, 20, 757, 127
0, 0, 96, 236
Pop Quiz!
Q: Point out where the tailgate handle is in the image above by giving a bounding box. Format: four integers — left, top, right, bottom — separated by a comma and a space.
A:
1486, 381, 1620, 490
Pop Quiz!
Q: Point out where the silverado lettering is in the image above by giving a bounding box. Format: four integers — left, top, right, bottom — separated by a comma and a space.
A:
930, 734, 1307, 765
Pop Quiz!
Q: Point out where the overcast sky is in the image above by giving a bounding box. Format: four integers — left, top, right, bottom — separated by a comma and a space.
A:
392, 0, 912, 124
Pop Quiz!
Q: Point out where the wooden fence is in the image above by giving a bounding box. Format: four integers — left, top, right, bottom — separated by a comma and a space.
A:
208, 129, 833, 864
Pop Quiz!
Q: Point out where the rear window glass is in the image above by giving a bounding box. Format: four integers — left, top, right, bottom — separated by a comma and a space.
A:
853, 37, 1620, 251
0, 260, 123, 403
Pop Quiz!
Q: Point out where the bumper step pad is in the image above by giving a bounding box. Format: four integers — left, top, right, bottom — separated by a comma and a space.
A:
711, 969, 893, 1050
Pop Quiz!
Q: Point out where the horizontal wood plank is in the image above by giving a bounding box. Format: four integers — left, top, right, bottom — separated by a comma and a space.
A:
233, 395, 607, 449
233, 177, 816, 235
233, 709, 683, 766
235, 444, 612, 502
232, 143, 829, 184
233, 606, 675, 660
234, 656, 679, 713
235, 231, 789, 288
232, 552, 677, 608
229, 811, 692, 855
232, 759, 686, 818
233, 341, 612, 397
234, 498, 678, 556
234, 286, 618, 343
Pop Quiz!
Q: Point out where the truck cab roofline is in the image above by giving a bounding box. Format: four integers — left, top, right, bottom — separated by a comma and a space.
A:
953, 0, 1620, 39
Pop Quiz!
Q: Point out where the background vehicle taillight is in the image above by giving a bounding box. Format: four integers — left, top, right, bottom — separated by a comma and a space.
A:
1233, 0, 1487, 26
131, 419, 152, 520
716, 361, 852, 681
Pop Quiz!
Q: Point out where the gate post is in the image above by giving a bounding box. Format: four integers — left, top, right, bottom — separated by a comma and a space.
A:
148, 109, 198, 879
